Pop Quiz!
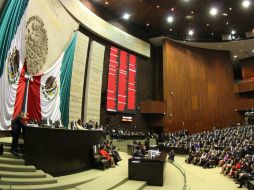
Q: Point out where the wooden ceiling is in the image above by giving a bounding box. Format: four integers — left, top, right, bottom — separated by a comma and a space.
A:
85, 0, 254, 41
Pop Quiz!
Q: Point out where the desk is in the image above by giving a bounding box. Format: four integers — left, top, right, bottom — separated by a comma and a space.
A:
23, 127, 104, 176
128, 152, 166, 186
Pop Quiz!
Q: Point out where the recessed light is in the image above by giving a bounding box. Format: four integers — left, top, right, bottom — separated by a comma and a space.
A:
242, 0, 251, 8
170, 28, 172, 31
146, 23, 150, 26
231, 30, 236, 35
191, 11, 194, 14
188, 30, 194, 35
207, 23, 210, 26
226, 22, 229, 25
156, 5, 160, 8
210, 7, 218, 16
229, 7, 232, 11
234, 55, 238, 58
167, 16, 174, 23
105, 1, 108, 5
252, 49, 254, 53
171, 7, 174, 11
211, 32, 214, 35
122, 13, 130, 20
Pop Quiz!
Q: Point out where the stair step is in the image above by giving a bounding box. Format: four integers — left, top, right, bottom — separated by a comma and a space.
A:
0, 164, 36, 172
1, 152, 23, 159
76, 175, 128, 190
0, 157, 25, 165
114, 180, 146, 190
0, 174, 57, 185
0, 170, 47, 178
3, 146, 11, 152
0, 176, 95, 190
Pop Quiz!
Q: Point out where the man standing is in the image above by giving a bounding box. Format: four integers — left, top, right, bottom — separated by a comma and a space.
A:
11, 112, 26, 156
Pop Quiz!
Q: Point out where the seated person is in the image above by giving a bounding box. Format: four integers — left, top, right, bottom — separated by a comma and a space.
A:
144, 138, 150, 151
133, 145, 143, 157
76, 119, 85, 130
137, 141, 146, 155
54, 120, 61, 128
85, 120, 94, 130
108, 141, 122, 161
99, 145, 115, 167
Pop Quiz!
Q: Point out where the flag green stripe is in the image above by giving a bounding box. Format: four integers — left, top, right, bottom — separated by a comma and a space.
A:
0, 0, 29, 77
60, 33, 77, 127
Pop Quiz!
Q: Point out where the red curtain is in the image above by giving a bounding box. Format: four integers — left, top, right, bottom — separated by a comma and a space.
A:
27, 75, 41, 122
13, 64, 42, 122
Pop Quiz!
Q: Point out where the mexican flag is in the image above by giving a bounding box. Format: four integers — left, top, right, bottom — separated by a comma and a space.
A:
13, 33, 77, 128
0, 0, 29, 129
0, 0, 77, 130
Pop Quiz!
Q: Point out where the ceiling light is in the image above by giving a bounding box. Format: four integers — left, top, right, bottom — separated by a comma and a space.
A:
207, 23, 210, 26
170, 28, 172, 31
191, 11, 194, 14
242, 0, 251, 8
156, 5, 160, 8
188, 30, 194, 35
105, 1, 108, 5
210, 7, 218, 16
234, 55, 238, 58
171, 8, 174, 11
222, 13, 228, 16
226, 22, 229, 25
146, 23, 150, 26
229, 7, 232, 10
122, 13, 130, 20
252, 49, 254, 53
231, 30, 236, 35
211, 32, 214, 35
167, 16, 174, 23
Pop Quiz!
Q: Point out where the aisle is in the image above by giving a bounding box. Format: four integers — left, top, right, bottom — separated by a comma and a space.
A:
175, 156, 247, 190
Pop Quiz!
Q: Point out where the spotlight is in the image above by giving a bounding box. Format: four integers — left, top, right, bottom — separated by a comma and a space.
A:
122, 13, 130, 20
188, 30, 194, 35
210, 7, 218, 16
167, 16, 174, 23
242, 0, 251, 8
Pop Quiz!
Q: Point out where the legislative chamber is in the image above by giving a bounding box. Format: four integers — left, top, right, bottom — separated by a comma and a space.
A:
1, 0, 254, 189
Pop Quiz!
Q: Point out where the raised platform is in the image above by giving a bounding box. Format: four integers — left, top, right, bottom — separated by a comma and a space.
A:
23, 127, 105, 176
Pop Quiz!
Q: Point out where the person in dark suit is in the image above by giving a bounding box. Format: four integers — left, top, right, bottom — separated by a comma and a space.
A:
133, 145, 143, 157
11, 112, 26, 156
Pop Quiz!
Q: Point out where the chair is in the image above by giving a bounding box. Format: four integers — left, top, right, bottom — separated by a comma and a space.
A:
92, 145, 110, 170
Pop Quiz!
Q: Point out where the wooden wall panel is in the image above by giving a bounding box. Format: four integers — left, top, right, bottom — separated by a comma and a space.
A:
235, 96, 254, 111
234, 80, 254, 93
163, 40, 243, 133
140, 101, 166, 114
241, 56, 254, 80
